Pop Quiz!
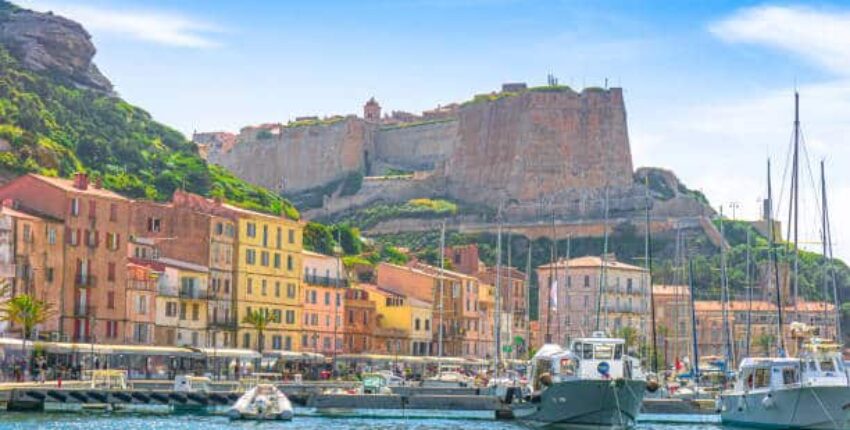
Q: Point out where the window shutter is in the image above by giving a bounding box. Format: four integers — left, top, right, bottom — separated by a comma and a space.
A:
95, 231, 100, 246
65, 227, 72, 244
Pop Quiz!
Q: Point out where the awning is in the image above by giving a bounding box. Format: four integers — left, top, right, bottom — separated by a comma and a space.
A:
198, 348, 261, 360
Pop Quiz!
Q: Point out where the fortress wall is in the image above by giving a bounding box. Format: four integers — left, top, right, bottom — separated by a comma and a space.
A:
372, 120, 459, 173
216, 118, 368, 193
446, 88, 634, 206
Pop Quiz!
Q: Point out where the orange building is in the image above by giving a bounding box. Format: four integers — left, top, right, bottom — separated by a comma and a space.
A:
343, 286, 375, 353
125, 258, 161, 344
0, 204, 64, 337
652, 285, 692, 368
0, 173, 132, 343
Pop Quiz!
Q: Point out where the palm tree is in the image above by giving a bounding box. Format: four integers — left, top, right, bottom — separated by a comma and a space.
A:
616, 326, 639, 354
0, 294, 53, 354
242, 309, 272, 353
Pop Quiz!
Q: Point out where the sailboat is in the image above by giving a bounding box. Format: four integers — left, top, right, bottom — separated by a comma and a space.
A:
719, 93, 850, 430
514, 187, 648, 429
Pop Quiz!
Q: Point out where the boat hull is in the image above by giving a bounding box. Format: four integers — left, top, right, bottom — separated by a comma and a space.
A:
720, 385, 850, 430
515, 379, 646, 430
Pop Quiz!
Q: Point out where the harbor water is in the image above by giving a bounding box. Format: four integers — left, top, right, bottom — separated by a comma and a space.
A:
0, 412, 721, 430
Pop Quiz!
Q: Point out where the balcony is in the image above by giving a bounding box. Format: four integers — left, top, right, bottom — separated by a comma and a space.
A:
127, 278, 156, 291
209, 319, 237, 330
303, 274, 349, 288
73, 304, 96, 318
179, 288, 208, 300
74, 274, 97, 288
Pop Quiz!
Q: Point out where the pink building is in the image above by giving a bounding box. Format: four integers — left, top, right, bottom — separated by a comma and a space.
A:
301, 250, 347, 354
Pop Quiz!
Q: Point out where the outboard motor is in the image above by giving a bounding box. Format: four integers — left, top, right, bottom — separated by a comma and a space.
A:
646, 375, 660, 393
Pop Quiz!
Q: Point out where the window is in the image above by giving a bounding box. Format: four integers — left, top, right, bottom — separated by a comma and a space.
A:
45, 267, 54, 283
191, 332, 199, 346
224, 279, 231, 294
246, 249, 256, 265
137, 296, 147, 314
261, 251, 269, 266
273, 309, 282, 323
273, 253, 281, 268
105, 262, 115, 282
246, 223, 256, 237
323, 337, 331, 350
88, 200, 96, 219
425, 319, 430, 331
284, 336, 292, 351
261, 279, 267, 296
285, 310, 295, 324
415, 318, 421, 331
276, 227, 282, 249
215, 223, 223, 235
262, 225, 268, 247
109, 203, 118, 222
272, 335, 282, 350
180, 302, 187, 320
192, 304, 199, 321
310, 290, 317, 304
287, 255, 294, 271
86, 230, 98, 248
275, 282, 281, 297
584, 275, 591, 288
67, 228, 79, 246
147, 217, 161, 232
22, 224, 31, 242
287, 283, 296, 299
247, 278, 253, 295
166, 302, 177, 317
243, 333, 251, 349
302, 334, 308, 347
47, 227, 56, 245
70, 198, 80, 216
106, 232, 120, 251
324, 292, 330, 306
107, 291, 115, 309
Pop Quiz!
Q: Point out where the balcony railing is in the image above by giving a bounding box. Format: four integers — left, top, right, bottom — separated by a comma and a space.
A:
209, 319, 237, 330
73, 304, 96, 318
303, 274, 349, 288
75, 274, 97, 288
127, 278, 156, 291
179, 288, 208, 300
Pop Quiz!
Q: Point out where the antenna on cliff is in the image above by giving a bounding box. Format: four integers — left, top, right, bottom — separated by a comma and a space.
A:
547, 73, 558, 87
604, 78, 608, 89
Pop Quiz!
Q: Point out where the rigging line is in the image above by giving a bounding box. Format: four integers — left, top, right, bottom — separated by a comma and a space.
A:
775, 126, 796, 213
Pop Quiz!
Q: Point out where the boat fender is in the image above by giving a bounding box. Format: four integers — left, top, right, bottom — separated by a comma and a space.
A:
762, 394, 774, 409
646, 377, 660, 393
736, 396, 745, 412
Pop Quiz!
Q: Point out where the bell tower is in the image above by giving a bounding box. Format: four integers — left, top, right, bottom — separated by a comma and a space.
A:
363, 97, 381, 122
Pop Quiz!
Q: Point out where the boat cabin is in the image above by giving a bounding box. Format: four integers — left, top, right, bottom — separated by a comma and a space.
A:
530, 333, 634, 390
735, 355, 847, 393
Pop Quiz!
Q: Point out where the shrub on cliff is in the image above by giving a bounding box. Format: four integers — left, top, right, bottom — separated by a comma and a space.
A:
0, 46, 297, 218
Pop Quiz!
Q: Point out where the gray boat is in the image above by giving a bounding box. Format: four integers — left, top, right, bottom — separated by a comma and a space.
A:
719, 339, 850, 430
514, 333, 648, 429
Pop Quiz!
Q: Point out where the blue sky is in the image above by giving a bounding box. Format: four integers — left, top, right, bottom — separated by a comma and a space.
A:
17, 0, 850, 259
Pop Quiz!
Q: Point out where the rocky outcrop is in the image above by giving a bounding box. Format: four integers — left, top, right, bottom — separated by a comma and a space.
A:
0, 2, 112, 93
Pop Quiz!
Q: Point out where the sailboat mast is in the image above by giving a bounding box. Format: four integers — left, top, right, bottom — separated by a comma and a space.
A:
820, 161, 841, 341
495, 204, 503, 366
596, 186, 611, 333
688, 259, 700, 387
786, 92, 801, 322
719, 210, 735, 368
644, 177, 657, 372
745, 228, 752, 358
545, 209, 554, 343
524, 239, 533, 353
438, 220, 446, 357
768, 159, 786, 356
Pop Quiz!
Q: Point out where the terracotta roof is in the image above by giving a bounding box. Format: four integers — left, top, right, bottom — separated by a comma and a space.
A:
362, 282, 434, 307
302, 250, 337, 259
652, 285, 691, 296
538, 255, 646, 272
693, 300, 834, 313
0, 206, 45, 221
30, 174, 128, 200
128, 257, 166, 272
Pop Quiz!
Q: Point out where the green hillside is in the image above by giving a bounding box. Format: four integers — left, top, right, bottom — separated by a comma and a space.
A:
0, 45, 297, 219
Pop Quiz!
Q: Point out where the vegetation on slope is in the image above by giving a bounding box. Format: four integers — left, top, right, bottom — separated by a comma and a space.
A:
0, 47, 297, 219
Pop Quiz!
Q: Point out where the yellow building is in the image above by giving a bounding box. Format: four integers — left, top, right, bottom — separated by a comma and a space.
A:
154, 258, 209, 348
229, 206, 303, 352
362, 284, 433, 356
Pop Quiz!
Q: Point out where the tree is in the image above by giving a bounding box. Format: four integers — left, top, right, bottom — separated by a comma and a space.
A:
0, 294, 53, 354
754, 333, 775, 356
616, 326, 639, 354
242, 309, 272, 354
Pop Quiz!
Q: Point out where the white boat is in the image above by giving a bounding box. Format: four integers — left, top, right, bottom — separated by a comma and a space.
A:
719, 339, 850, 430
228, 384, 293, 421
422, 364, 472, 388
513, 333, 648, 429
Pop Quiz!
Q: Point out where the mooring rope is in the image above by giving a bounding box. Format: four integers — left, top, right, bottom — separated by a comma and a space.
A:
810, 388, 840, 430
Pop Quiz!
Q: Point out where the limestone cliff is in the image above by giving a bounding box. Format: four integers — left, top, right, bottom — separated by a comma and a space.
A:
0, 1, 112, 93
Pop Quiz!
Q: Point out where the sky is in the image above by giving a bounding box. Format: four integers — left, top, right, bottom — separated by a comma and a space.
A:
16, 0, 850, 260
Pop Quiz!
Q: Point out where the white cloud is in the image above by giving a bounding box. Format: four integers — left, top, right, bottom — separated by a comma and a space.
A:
19, 1, 221, 48
710, 5, 850, 76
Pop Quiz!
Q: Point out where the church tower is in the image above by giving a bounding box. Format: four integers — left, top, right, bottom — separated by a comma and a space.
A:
363, 97, 381, 122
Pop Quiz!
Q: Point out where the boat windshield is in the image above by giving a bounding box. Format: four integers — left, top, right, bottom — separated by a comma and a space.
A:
594, 344, 614, 360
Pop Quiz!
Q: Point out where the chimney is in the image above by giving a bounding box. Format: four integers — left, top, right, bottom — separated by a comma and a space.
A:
1, 198, 15, 208
73, 172, 88, 190
213, 196, 222, 206
93, 177, 103, 189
